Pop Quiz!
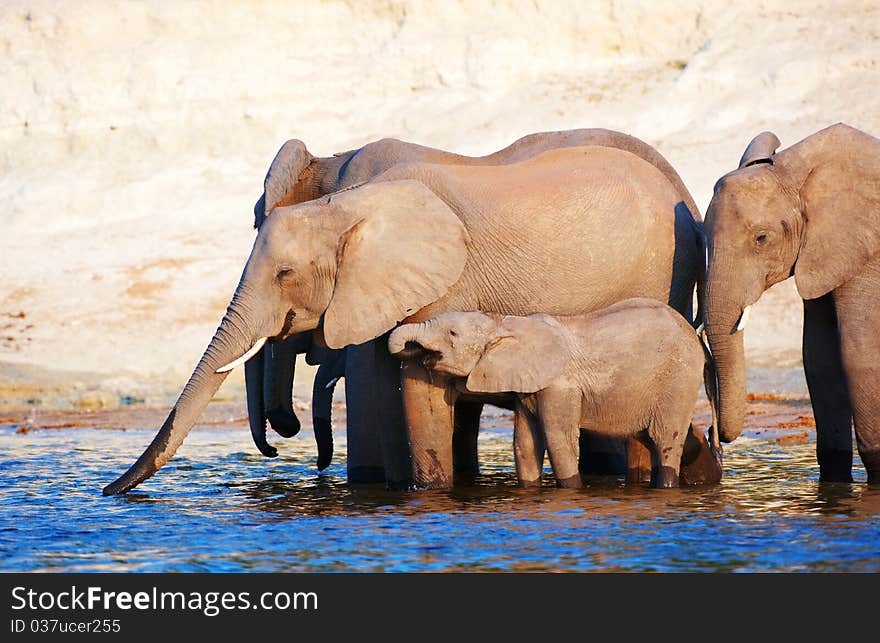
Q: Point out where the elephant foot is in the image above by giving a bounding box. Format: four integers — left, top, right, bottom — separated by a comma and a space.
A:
625, 467, 651, 484
518, 477, 542, 489
453, 471, 479, 487
386, 479, 419, 492
650, 466, 679, 489
555, 473, 583, 489
679, 426, 722, 486
859, 449, 880, 485
348, 465, 386, 484
266, 407, 301, 438
818, 448, 854, 483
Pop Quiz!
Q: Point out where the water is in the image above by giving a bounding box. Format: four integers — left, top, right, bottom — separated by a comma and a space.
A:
1, 421, 878, 572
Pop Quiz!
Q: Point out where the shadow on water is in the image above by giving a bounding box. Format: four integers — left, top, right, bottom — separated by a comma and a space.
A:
0, 423, 878, 572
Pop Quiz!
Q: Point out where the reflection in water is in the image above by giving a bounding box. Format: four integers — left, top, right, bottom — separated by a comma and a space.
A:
0, 423, 877, 572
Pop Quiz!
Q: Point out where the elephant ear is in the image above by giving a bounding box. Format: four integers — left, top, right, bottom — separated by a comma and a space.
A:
738, 132, 781, 168
794, 161, 880, 300
467, 315, 567, 394
254, 139, 313, 228
322, 180, 469, 349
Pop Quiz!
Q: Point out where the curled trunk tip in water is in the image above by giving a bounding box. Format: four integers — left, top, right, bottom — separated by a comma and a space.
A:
103, 309, 257, 495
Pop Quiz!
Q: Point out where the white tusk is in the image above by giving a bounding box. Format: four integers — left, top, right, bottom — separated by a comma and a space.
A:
695, 322, 705, 335
325, 376, 341, 390
734, 305, 752, 333
215, 337, 268, 373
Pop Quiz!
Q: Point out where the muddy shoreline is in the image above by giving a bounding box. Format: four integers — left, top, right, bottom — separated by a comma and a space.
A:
1, 394, 815, 447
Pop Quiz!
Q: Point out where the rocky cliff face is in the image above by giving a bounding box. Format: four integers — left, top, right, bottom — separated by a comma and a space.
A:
1, 0, 878, 407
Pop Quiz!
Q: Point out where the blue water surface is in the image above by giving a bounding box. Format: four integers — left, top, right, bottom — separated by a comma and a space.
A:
1, 420, 878, 572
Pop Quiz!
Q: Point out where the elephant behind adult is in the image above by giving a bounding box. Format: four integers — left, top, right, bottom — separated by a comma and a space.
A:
248, 129, 704, 480
104, 144, 705, 494
703, 123, 880, 483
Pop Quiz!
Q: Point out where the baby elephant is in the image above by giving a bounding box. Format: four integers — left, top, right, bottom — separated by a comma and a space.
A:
389, 299, 709, 489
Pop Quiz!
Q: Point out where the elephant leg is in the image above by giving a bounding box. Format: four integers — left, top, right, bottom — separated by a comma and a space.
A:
400, 359, 455, 490
345, 339, 411, 486
536, 386, 582, 489
513, 400, 544, 487
834, 276, 880, 483
625, 431, 653, 484
646, 418, 686, 489
679, 424, 723, 485
579, 432, 628, 475
452, 400, 482, 478
803, 295, 854, 482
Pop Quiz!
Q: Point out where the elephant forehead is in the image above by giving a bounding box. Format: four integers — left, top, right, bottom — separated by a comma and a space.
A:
710, 172, 786, 227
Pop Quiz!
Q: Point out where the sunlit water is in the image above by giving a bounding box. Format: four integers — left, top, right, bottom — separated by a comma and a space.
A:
1, 421, 878, 572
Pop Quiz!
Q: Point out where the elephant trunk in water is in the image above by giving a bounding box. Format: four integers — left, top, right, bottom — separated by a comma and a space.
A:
704, 295, 747, 444
245, 351, 274, 457
103, 294, 266, 495
312, 356, 344, 471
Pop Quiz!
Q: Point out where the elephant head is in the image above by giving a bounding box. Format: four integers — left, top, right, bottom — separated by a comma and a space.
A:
246, 139, 317, 457
389, 312, 567, 393
103, 179, 469, 494
704, 123, 880, 443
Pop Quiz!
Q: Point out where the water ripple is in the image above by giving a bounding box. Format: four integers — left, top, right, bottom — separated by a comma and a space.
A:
0, 425, 877, 572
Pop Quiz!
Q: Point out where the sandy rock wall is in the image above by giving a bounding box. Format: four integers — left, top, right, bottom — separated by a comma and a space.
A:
1, 0, 878, 407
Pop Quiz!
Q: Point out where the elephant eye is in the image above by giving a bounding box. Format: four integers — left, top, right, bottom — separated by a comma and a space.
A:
276, 268, 296, 285
755, 232, 768, 245
449, 330, 458, 337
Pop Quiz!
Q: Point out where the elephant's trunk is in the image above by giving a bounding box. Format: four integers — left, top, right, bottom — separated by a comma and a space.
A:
705, 301, 747, 444
312, 354, 345, 471
103, 299, 263, 495
263, 334, 310, 438
245, 350, 276, 457
388, 323, 429, 359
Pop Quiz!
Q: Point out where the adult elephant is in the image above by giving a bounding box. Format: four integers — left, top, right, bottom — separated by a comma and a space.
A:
703, 123, 880, 483
104, 144, 709, 494
247, 129, 704, 480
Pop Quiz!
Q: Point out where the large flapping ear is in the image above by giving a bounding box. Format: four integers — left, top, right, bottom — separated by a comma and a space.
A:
466, 315, 567, 394
322, 180, 469, 349
794, 155, 880, 300
738, 132, 781, 168
255, 139, 313, 228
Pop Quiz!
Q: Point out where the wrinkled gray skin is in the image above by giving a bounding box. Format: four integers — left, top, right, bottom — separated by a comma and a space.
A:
389, 302, 715, 489
705, 123, 880, 483
103, 144, 708, 495
246, 129, 704, 479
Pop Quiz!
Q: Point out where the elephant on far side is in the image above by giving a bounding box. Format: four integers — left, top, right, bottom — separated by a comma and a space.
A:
704, 123, 880, 483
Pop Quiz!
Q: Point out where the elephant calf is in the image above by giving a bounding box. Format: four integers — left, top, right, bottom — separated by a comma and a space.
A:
388, 299, 713, 489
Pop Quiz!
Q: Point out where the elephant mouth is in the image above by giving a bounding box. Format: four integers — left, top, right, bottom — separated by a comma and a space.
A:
421, 351, 441, 370
274, 309, 299, 341
391, 341, 429, 361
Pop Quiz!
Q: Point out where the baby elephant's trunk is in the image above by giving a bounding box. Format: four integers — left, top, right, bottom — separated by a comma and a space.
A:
388, 323, 429, 358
